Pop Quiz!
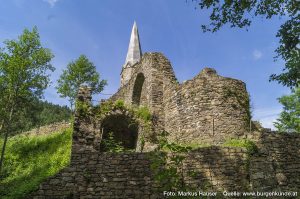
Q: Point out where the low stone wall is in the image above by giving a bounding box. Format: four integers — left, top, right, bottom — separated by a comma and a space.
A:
29, 147, 249, 199
29, 138, 300, 199
23, 121, 70, 136
249, 132, 300, 191
30, 152, 155, 199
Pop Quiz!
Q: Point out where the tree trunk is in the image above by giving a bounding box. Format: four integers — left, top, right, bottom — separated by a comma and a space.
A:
0, 129, 9, 175
0, 105, 14, 175
0, 120, 4, 133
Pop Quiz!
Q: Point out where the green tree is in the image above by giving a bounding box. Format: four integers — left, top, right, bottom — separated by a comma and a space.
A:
8, 100, 71, 136
190, 0, 299, 87
0, 27, 54, 173
56, 55, 107, 109
274, 87, 300, 133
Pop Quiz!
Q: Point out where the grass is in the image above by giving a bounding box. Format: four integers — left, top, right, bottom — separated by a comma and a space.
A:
223, 138, 258, 155
0, 128, 72, 199
179, 142, 211, 150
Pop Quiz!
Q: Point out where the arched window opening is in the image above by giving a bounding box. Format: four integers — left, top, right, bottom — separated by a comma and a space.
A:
100, 114, 138, 151
132, 73, 145, 106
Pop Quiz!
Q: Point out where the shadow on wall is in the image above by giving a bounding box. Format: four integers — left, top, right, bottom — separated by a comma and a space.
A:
28, 133, 300, 198
249, 132, 300, 191
184, 147, 249, 192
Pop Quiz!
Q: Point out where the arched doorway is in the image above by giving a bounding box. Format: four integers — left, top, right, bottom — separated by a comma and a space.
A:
100, 113, 139, 151
132, 73, 145, 106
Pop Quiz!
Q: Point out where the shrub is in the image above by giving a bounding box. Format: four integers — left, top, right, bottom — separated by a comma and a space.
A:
114, 100, 125, 109
101, 132, 125, 153
135, 106, 151, 122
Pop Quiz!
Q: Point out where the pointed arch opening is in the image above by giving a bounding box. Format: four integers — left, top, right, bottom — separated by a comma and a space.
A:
132, 73, 145, 106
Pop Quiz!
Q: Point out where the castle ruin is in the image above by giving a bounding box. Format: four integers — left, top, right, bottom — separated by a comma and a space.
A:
30, 23, 300, 199
106, 22, 250, 151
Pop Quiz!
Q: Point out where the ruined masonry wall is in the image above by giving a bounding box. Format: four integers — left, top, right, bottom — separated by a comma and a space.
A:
28, 86, 300, 198
29, 147, 247, 199
164, 68, 250, 144
30, 134, 300, 198
111, 53, 250, 146
249, 132, 300, 190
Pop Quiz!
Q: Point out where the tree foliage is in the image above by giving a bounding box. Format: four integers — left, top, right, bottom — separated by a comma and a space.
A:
56, 55, 107, 109
274, 87, 300, 133
0, 26, 54, 173
8, 100, 71, 136
190, 0, 300, 87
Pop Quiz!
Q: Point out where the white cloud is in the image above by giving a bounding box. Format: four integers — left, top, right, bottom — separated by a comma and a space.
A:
252, 107, 282, 130
258, 115, 278, 130
253, 49, 263, 60
44, 0, 59, 7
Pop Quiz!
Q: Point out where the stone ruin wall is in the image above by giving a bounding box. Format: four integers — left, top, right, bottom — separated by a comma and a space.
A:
23, 121, 70, 136
72, 87, 102, 154
110, 53, 177, 146
29, 130, 300, 198
111, 52, 250, 146
248, 132, 300, 190
28, 86, 300, 198
163, 68, 250, 145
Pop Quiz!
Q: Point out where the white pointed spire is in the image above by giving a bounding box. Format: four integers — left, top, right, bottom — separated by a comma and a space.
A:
124, 21, 142, 68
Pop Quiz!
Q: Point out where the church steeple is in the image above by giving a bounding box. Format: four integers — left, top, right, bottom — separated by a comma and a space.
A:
121, 22, 142, 87
124, 21, 142, 68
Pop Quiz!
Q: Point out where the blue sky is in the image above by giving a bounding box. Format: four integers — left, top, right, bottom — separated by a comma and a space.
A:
0, 0, 291, 129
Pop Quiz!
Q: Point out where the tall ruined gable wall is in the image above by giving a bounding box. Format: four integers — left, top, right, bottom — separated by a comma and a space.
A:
163, 68, 250, 145
110, 52, 176, 133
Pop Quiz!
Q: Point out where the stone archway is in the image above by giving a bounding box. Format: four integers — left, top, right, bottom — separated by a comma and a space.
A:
100, 111, 139, 151
132, 73, 145, 106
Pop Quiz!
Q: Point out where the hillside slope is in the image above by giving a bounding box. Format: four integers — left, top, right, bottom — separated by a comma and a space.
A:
0, 127, 72, 199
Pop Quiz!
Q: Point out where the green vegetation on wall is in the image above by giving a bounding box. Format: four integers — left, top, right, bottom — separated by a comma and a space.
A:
223, 87, 252, 129
149, 131, 194, 194
101, 132, 125, 153
223, 138, 258, 155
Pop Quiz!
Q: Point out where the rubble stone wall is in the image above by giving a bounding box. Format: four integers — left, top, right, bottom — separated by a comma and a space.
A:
163, 68, 250, 145
29, 147, 248, 199
249, 132, 300, 191
29, 137, 300, 198
111, 52, 250, 146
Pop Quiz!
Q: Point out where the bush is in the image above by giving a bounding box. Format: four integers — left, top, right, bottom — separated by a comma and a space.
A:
135, 106, 151, 122
114, 100, 125, 109
101, 132, 125, 153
